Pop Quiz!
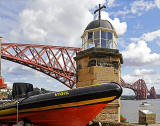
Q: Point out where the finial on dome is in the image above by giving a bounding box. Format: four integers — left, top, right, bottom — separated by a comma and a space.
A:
94, 4, 106, 26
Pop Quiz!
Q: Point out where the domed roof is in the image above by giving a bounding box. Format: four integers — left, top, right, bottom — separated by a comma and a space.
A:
85, 20, 115, 31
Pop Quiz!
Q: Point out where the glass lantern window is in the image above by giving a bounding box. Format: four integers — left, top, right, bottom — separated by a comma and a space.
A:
95, 39, 100, 47
82, 30, 116, 50
88, 32, 94, 48
106, 40, 111, 48
94, 31, 100, 48
94, 31, 100, 39
101, 31, 107, 39
108, 32, 113, 40
88, 32, 93, 39
101, 39, 106, 48
84, 35, 88, 49
101, 31, 113, 40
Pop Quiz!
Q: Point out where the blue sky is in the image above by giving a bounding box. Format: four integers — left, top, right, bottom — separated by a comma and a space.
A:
0, 0, 160, 95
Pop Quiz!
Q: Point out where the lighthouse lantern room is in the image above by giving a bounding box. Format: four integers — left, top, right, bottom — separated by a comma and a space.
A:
81, 4, 118, 50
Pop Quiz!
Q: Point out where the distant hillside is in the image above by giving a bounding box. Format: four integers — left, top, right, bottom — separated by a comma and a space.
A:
121, 94, 160, 100
121, 95, 136, 100
156, 94, 160, 99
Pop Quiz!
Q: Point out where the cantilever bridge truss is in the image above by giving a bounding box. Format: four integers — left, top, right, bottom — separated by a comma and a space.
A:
1, 43, 81, 88
0, 43, 157, 99
120, 78, 157, 99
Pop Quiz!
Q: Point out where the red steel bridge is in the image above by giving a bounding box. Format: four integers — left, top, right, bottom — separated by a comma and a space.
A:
121, 78, 157, 99
0, 43, 157, 99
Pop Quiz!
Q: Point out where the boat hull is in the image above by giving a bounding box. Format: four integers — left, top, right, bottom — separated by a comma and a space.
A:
1, 103, 107, 126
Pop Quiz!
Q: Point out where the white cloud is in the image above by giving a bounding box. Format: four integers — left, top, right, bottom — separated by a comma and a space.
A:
157, 41, 160, 46
122, 74, 139, 84
5, 82, 13, 89
141, 30, 160, 42
101, 11, 127, 35
107, 0, 116, 7
122, 40, 160, 66
113, 9, 130, 17
9, 0, 106, 46
4, 64, 37, 76
131, 0, 155, 15
155, 0, 160, 9
1, 60, 68, 91
133, 69, 156, 76
111, 0, 157, 17
122, 69, 156, 83
130, 29, 160, 47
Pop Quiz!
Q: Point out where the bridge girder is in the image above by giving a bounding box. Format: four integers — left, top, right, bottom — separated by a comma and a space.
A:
0, 43, 158, 97
120, 78, 157, 99
1, 43, 81, 88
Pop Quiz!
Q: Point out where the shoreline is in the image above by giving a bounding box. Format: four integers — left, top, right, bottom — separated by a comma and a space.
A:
88, 121, 160, 126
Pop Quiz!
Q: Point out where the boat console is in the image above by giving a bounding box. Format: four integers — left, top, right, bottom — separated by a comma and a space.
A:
12, 82, 34, 99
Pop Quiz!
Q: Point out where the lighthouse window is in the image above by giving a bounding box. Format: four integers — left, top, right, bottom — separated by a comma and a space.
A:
94, 31, 100, 48
94, 31, 100, 39
108, 32, 113, 40
101, 31, 113, 40
88, 32, 93, 39
101, 31, 107, 48
88, 41, 95, 48
106, 41, 112, 48
101, 31, 113, 48
83, 35, 88, 50
88, 32, 94, 48
101, 39, 106, 48
95, 40, 100, 47
101, 31, 107, 39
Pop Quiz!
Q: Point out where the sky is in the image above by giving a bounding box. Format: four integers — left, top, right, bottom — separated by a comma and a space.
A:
0, 0, 160, 95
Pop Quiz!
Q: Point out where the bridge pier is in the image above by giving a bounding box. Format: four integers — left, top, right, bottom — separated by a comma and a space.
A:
135, 90, 148, 100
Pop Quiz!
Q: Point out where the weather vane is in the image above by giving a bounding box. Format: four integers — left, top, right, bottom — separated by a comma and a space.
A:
94, 4, 106, 26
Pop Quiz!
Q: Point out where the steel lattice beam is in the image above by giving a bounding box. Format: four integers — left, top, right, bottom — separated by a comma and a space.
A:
1, 43, 81, 88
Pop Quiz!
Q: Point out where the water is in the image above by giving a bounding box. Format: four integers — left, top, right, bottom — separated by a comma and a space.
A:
121, 99, 160, 123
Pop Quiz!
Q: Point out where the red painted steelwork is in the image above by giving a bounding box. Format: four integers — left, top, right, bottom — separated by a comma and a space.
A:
149, 86, 157, 99
0, 43, 157, 98
1, 43, 81, 88
0, 78, 7, 88
120, 78, 157, 99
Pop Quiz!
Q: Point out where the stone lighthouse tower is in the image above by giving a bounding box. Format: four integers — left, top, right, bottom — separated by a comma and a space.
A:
74, 4, 123, 122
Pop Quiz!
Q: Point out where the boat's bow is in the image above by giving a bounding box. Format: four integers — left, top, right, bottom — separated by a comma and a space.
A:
0, 82, 122, 126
